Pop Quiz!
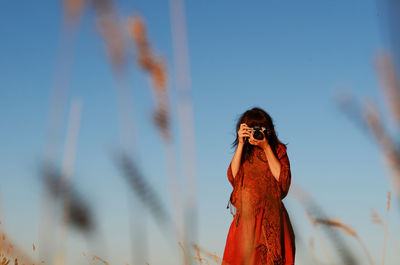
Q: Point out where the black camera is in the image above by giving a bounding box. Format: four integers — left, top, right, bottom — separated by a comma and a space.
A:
244, 125, 270, 141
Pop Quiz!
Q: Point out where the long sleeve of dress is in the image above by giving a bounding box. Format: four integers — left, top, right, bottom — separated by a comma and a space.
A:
227, 161, 243, 188
226, 160, 245, 211
277, 144, 292, 200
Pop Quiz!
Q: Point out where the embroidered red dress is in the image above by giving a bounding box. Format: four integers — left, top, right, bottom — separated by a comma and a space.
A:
222, 143, 295, 265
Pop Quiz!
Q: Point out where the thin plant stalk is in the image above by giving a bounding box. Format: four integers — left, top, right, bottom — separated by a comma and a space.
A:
306, 211, 334, 265
192, 243, 222, 265
313, 218, 374, 265
129, 16, 185, 255
168, 0, 198, 264
92, 1, 147, 264
54, 99, 83, 265
39, 8, 81, 264
0, 232, 36, 264
382, 191, 391, 265
291, 185, 359, 265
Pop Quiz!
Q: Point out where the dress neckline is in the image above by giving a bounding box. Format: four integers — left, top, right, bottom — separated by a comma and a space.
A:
253, 148, 267, 163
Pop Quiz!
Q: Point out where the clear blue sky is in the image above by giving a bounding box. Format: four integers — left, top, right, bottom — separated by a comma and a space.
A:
1, 0, 400, 264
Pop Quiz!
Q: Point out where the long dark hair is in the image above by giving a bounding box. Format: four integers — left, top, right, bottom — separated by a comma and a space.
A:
231, 107, 288, 164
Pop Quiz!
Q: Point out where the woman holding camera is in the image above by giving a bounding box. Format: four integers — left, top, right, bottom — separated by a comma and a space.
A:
222, 107, 295, 265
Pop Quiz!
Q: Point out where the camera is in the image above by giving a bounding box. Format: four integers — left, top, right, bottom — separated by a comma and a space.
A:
244, 125, 270, 141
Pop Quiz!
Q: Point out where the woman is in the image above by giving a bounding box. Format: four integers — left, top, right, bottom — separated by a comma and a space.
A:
222, 107, 295, 265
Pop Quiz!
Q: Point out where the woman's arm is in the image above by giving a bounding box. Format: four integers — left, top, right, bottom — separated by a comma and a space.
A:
264, 144, 292, 199
264, 145, 281, 182
228, 123, 250, 186
230, 142, 244, 180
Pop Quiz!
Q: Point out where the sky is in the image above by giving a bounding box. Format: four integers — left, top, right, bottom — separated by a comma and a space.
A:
1, 0, 400, 264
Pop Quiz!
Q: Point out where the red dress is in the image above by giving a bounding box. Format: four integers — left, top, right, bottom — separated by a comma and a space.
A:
222, 143, 295, 265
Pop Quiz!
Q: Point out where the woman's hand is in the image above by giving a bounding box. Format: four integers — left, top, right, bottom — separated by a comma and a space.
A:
248, 130, 270, 150
238, 123, 252, 144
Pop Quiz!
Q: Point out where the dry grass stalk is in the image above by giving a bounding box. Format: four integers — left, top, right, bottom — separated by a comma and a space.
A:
82, 252, 92, 265
375, 51, 400, 126
0, 232, 36, 264
335, 89, 399, 193
192, 244, 209, 265
308, 237, 320, 265
129, 16, 167, 90
371, 208, 384, 225
179, 242, 219, 265
363, 99, 393, 154
178, 241, 185, 253
336, 84, 400, 202
312, 217, 374, 265
371, 205, 400, 257
191, 243, 221, 265
308, 237, 315, 261
168, 1, 198, 263
40, 0, 85, 259
363, 99, 400, 196
308, 236, 326, 265
54, 98, 83, 265
115, 151, 179, 257
306, 211, 334, 265
292, 185, 356, 265
334, 90, 370, 134
338, 52, 400, 198
0, 257, 9, 265
129, 19, 183, 262
313, 218, 357, 237
91, 3, 144, 263
40, 0, 83, 259
129, 16, 171, 142
387, 191, 391, 211
91, 254, 109, 265
382, 191, 391, 265
41, 163, 95, 234
92, 0, 126, 70
62, 0, 86, 26
178, 241, 189, 265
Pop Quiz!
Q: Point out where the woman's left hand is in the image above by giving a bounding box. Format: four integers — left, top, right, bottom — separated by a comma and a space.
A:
248, 131, 270, 150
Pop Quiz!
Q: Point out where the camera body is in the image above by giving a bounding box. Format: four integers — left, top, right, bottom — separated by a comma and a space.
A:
245, 125, 270, 141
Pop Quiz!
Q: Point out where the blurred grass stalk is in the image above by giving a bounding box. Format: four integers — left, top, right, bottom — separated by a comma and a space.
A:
291, 185, 359, 264
311, 217, 374, 265
373, 52, 400, 199
335, 51, 400, 207
329, 48, 400, 265
53, 99, 83, 265
305, 211, 334, 265
169, 0, 198, 264
381, 191, 391, 265
92, 0, 148, 264
94, 1, 194, 264
38, 0, 85, 263
179, 242, 223, 265
370, 195, 400, 263
57, 1, 199, 263
129, 16, 185, 251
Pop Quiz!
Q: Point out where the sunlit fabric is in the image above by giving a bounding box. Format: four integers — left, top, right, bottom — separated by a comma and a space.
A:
223, 143, 295, 265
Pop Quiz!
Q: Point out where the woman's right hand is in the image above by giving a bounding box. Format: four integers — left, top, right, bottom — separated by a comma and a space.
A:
238, 123, 252, 144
